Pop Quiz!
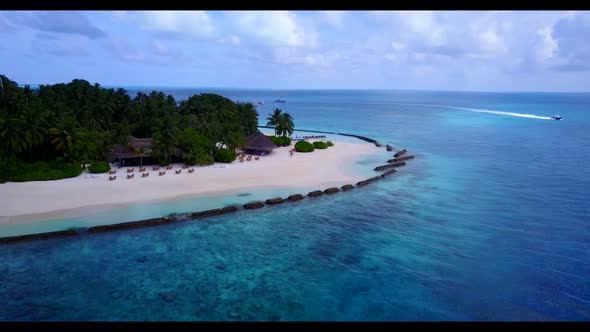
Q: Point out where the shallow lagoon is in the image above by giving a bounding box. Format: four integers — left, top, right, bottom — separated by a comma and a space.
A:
1, 89, 589, 320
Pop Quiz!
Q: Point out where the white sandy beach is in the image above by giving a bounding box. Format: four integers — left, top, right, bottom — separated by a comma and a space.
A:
0, 141, 380, 223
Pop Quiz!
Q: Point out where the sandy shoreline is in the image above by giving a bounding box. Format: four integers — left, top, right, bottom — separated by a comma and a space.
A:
0, 141, 380, 224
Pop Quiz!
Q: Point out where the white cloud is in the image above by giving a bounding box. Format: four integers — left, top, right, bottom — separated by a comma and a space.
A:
152, 39, 169, 56
271, 47, 329, 67
218, 34, 241, 46
372, 11, 446, 48
318, 11, 346, 29
535, 26, 558, 62
111, 11, 128, 21
228, 11, 305, 47
135, 11, 216, 38
111, 38, 145, 62
467, 13, 510, 56
478, 29, 506, 54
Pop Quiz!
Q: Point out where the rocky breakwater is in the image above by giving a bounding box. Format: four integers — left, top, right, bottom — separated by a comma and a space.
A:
265, 197, 285, 205
243, 201, 265, 209
287, 194, 305, 201
374, 161, 406, 171
308, 190, 324, 197
388, 155, 415, 163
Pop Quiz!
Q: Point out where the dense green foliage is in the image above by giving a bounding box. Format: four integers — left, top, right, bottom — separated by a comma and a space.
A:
327, 141, 334, 147
313, 141, 328, 149
0, 75, 263, 181
0, 152, 19, 182
214, 148, 237, 163
268, 135, 291, 147
266, 108, 295, 137
88, 161, 111, 173
295, 140, 315, 153
178, 128, 214, 166
4, 160, 81, 182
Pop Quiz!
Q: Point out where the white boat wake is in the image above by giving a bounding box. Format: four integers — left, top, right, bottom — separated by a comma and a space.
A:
398, 103, 553, 120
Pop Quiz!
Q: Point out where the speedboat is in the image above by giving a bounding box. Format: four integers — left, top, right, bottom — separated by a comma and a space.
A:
551, 115, 562, 120
274, 98, 287, 103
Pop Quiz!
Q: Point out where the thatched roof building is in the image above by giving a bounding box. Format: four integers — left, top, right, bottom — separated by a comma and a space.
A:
108, 136, 181, 165
243, 132, 277, 153
112, 137, 153, 160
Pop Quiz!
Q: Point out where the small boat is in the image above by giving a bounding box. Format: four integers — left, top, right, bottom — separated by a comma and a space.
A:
274, 98, 287, 103
551, 115, 562, 120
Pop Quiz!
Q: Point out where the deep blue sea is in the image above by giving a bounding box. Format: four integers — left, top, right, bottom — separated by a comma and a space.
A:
1, 89, 589, 321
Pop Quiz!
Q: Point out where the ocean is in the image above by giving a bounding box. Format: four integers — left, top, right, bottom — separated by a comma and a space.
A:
0, 89, 589, 320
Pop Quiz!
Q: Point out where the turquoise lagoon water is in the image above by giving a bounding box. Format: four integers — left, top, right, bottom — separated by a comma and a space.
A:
1, 89, 589, 320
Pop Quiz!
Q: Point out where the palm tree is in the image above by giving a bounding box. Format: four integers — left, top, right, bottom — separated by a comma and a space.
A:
277, 112, 295, 137
0, 75, 5, 100
151, 139, 171, 166
0, 116, 27, 155
266, 108, 283, 136
21, 106, 48, 162
151, 116, 179, 165
111, 122, 131, 146
236, 102, 259, 136
134, 146, 147, 167
49, 128, 73, 157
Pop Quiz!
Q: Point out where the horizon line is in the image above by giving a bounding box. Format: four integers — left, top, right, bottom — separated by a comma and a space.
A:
17, 83, 590, 95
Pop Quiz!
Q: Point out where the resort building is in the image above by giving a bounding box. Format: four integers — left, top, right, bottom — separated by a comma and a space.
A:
108, 132, 277, 166
109, 137, 154, 166
109, 136, 182, 167
242, 132, 278, 155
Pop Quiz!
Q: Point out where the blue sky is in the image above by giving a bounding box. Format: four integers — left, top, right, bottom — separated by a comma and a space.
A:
1, 11, 589, 92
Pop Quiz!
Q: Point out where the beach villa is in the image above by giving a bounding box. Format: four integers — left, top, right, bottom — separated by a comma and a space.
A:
110, 136, 182, 167
110, 132, 278, 166
241, 132, 278, 155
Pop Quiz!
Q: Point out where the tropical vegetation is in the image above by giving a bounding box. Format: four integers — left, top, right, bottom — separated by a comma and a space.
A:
313, 141, 328, 149
0, 75, 261, 182
294, 140, 314, 153
266, 108, 294, 137
267, 135, 291, 147
88, 161, 111, 173
214, 148, 237, 163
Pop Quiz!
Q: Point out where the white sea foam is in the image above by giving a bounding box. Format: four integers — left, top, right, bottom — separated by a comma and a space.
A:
445, 106, 553, 120
401, 103, 553, 120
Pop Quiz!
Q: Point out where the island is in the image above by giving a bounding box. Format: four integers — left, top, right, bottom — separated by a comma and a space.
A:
0, 76, 386, 231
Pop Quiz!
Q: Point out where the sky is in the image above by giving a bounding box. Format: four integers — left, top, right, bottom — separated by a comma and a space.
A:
1, 10, 589, 92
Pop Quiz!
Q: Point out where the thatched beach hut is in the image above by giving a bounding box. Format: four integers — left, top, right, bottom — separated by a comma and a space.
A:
242, 132, 277, 155
109, 136, 181, 167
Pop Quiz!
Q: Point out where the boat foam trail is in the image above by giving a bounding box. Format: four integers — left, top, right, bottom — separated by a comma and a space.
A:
398, 103, 553, 120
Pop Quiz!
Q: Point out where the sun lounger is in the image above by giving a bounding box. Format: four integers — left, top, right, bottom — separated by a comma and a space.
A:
159, 171, 166, 176
109, 176, 117, 181
109, 170, 117, 175
127, 174, 134, 179
188, 169, 194, 173
175, 170, 182, 174
142, 173, 149, 177
127, 168, 134, 173
152, 166, 160, 171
